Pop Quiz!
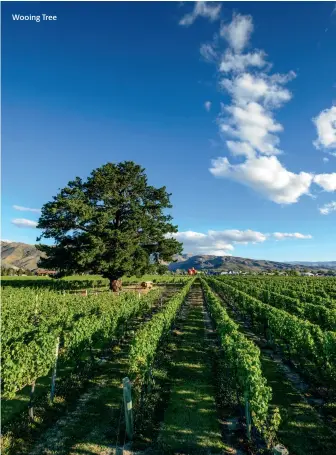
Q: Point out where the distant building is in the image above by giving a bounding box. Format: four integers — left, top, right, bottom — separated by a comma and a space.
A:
35, 269, 57, 276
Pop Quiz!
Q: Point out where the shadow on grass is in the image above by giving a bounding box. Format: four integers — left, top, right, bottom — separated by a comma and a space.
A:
260, 355, 335, 455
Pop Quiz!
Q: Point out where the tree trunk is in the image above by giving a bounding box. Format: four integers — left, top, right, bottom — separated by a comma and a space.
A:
109, 278, 122, 292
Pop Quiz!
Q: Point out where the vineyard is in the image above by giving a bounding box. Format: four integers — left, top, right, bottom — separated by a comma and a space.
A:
2, 275, 336, 455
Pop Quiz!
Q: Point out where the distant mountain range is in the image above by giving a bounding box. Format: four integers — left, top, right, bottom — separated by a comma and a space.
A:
289, 261, 336, 269
1, 241, 335, 273
168, 254, 336, 272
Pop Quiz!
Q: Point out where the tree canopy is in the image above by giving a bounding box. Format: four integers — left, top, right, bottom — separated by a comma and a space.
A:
37, 161, 182, 288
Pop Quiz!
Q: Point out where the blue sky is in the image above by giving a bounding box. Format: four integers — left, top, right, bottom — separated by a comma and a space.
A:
2, 1, 336, 261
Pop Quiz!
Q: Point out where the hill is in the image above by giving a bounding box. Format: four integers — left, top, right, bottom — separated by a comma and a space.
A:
289, 261, 336, 269
1, 241, 44, 271
168, 254, 336, 273
1, 241, 335, 273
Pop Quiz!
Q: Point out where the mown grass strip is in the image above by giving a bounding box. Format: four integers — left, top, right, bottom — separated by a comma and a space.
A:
260, 354, 335, 455
158, 284, 224, 454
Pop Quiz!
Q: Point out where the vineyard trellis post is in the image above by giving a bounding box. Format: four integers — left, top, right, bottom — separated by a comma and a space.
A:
50, 336, 60, 402
244, 390, 252, 440
122, 377, 134, 440
28, 380, 36, 420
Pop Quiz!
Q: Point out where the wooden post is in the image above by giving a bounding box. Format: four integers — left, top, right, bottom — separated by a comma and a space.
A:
35, 295, 39, 316
122, 377, 134, 440
28, 380, 36, 420
244, 391, 252, 440
50, 337, 60, 402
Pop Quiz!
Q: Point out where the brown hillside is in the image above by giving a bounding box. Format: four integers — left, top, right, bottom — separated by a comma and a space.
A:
1, 241, 44, 271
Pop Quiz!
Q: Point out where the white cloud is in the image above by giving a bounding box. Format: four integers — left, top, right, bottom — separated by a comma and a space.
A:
169, 229, 266, 255
226, 141, 255, 158
314, 173, 336, 191
220, 14, 254, 53
13, 205, 41, 213
313, 105, 336, 150
210, 155, 313, 204
221, 72, 295, 109
200, 43, 219, 63
204, 101, 212, 112
12, 218, 38, 229
209, 229, 268, 243
168, 229, 312, 255
1, 239, 14, 243
323, 157, 329, 163
319, 201, 336, 215
196, 13, 317, 205
273, 232, 312, 240
179, 1, 221, 26
218, 101, 284, 155
219, 49, 267, 73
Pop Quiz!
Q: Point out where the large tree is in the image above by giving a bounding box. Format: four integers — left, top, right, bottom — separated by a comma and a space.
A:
36, 161, 182, 290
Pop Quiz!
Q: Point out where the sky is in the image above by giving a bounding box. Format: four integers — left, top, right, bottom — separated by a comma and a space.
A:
2, 1, 336, 262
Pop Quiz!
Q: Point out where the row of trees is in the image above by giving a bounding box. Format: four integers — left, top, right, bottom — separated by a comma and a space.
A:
1, 267, 35, 276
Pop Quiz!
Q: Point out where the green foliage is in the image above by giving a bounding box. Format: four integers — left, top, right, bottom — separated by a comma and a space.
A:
1, 274, 190, 290
1, 286, 162, 398
128, 279, 194, 387
1, 266, 34, 277
263, 407, 281, 448
201, 279, 274, 438
217, 277, 336, 331
208, 277, 336, 388
36, 161, 182, 281
287, 270, 300, 276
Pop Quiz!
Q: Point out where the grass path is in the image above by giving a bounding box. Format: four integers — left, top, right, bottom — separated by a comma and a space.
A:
158, 284, 224, 454
218, 290, 336, 455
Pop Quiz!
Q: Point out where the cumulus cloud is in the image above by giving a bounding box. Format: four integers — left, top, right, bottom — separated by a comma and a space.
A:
210, 155, 313, 204
196, 12, 336, 205
219, 50, 267, 73
218, 101, 283, 155
313, 105, 336, 150
314, 173, 336, 191
167, 228, 312, 255
12, 218, 38, 229
204, 101, 212, 112
273, 232, 313, 240
226, 141, 255, 158
220, 13, 253, 53
179, 1, 221, 26
319, 201, 336, 215
220, 72, 295, 109
13, 205, 41, 213
168, 229, 266, 255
